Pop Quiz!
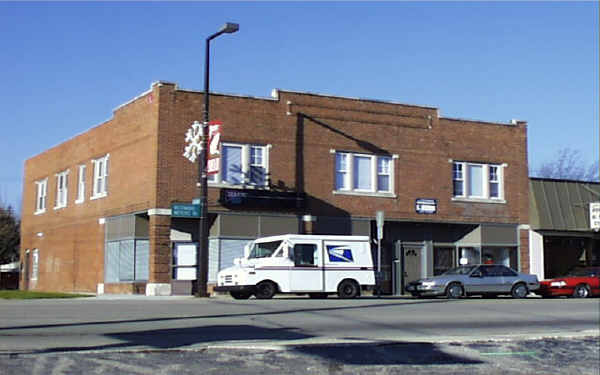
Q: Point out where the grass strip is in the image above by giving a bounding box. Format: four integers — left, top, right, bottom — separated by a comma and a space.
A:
0, 290, 92, 299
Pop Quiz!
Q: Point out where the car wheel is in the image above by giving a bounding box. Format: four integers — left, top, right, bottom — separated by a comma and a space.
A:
337, 280, 359, 299
308, 293, 328, 299
255, 281, 277, 299
572, 284, 590, 298
445, 283, 463, 299
230, 291, 252, 300
511, 283, 528, 298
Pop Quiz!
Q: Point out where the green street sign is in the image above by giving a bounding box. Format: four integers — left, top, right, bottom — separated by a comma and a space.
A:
171, 203, 201, 218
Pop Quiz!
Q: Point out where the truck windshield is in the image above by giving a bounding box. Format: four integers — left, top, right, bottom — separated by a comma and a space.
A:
248, 240, 283, 259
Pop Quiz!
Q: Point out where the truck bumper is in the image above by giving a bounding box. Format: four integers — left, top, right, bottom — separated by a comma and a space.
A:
213, 285, 255, 293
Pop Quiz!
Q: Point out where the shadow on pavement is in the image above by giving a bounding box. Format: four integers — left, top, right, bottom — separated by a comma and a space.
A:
26, 325, 312, 354
293, 342, 484, 365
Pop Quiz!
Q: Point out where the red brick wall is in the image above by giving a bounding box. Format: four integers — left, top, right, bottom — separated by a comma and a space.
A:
21, 85, 161, 292
519, 228, 530, 273
154, 85, 529, 227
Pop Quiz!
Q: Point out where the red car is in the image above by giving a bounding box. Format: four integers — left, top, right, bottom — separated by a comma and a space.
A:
537, 266, 600, 298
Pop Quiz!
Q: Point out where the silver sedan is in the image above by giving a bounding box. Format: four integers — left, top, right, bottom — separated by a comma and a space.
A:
405, 264, 540, 299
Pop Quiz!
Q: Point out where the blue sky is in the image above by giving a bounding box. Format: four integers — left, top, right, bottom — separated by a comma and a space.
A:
1, 1, 598, 212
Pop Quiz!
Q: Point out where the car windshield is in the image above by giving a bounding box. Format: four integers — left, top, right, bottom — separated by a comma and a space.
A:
442, 265, 478, 275
248, 240, 283, 259
565, 267, 598, 277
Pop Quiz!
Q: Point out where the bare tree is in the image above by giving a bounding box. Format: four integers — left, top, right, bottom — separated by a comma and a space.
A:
0, 203, 20, 264
533, 148, 599, 182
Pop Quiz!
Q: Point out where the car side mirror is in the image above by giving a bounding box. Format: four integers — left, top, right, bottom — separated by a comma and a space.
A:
471, 271, 482, 278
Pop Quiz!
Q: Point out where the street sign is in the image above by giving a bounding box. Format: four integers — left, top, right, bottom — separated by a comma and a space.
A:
171, 203, 201, 218
590, 202, 600, 231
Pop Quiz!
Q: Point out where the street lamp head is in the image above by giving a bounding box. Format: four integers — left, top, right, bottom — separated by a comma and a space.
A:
220, 22, 239, 34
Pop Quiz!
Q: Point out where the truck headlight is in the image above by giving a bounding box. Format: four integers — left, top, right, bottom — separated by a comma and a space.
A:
550, 281, 566, 288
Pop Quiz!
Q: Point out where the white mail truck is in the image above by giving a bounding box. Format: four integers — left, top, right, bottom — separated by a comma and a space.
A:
214, 234, 375, 299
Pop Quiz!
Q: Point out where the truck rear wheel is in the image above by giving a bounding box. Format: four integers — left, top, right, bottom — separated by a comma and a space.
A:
337, 280, 359, 299
255, 281, 277, 299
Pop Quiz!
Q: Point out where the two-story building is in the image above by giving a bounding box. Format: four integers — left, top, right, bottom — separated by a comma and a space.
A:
20, 81, 530, 295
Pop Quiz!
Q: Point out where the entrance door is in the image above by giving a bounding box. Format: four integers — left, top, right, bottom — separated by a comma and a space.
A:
289, 241, 323, 292
394, 242, 424, 295
171, 242, 198, 295
403, 245, 423, 284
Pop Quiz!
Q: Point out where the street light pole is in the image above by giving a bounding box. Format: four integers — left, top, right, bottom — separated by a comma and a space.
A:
196, 22, 239, 297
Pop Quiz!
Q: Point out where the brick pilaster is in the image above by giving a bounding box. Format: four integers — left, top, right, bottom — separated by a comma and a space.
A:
149, 214, 171, 283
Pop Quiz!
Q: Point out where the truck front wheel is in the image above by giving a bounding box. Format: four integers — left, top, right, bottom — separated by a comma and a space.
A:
255, 281, 277, 299
337, 280, 359, 299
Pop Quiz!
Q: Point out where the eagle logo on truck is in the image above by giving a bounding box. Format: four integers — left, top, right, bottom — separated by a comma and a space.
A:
327, 246, 354, 262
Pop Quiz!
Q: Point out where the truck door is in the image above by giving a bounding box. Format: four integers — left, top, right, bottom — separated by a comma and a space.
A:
289, 241, 323, 292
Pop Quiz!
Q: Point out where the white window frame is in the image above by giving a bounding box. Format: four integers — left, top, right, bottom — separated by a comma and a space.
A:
451, 161, 505, 203
91, 154, 109, 199
75, 164, 86, 204
335, 153, 349, 190
34, 178, 48, 214
208, 143, 270, 188
54, 170, 69, 209
333, 150, 397, 197
452, 163, 464, 197
489, 165, 500, 199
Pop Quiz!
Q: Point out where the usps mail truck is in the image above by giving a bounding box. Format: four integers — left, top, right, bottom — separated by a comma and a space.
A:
214, 234, 375, 299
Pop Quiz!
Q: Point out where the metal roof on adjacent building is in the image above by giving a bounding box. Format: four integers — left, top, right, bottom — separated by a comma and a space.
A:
530, 178, 600, 232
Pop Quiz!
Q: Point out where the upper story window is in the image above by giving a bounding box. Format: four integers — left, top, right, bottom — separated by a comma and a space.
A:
75, 164, 86, 204
452, 161, 505, 202
92, 154, 109, 199
35, 178, 48, 214
334, 151, 396, 196
54, 170, 69, 209
208, 143, 269, 187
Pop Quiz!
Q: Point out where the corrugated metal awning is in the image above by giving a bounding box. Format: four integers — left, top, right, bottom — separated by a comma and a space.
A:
530, 178, 600, 232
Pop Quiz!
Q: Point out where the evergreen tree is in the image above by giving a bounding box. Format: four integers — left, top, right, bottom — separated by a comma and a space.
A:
0, 203, 20, 264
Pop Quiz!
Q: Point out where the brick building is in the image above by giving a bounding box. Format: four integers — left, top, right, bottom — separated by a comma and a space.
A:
20, 81, 530, 295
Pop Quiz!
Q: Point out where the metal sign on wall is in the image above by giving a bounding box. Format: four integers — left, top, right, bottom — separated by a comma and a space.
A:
219, 188, 304, 210
590, 202, 600, 231
415, 198, 437, 214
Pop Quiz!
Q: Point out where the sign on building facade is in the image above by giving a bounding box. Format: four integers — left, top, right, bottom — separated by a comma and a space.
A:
206, 121, 221, 175
590, 202, 600, 231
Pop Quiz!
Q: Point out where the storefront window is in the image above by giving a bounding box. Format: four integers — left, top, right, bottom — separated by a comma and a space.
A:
434, 247, 455, 275
458, 247, 480, 265
482, 247, 518, 269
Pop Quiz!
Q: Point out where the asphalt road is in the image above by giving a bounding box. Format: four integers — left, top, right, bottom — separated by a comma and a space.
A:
1, 295, 598, 354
